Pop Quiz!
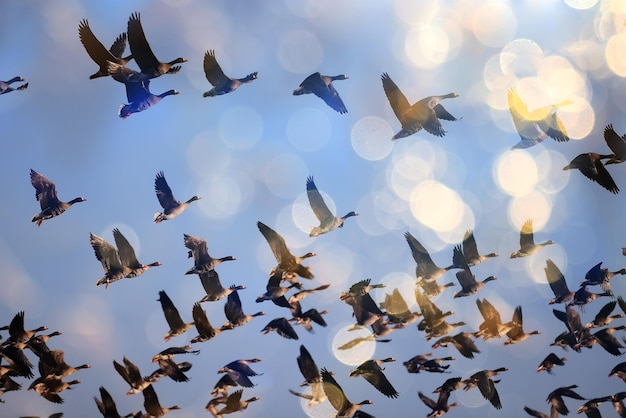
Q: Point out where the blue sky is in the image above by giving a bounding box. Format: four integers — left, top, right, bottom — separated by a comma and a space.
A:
2, 0, 626, 417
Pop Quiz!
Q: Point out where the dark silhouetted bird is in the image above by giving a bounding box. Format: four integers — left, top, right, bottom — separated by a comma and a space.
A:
349, 358, 399, 398
78, 19, 132, 80
293, 72, 348, 113
127, 12, 187, 79
157, 290, 194, 342
202, 50, 257, 97
30, 169, 85, 226
563, 152, 619, 194
603, 124, 626, 165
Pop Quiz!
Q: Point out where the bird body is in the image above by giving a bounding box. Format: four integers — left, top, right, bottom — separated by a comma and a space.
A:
321, 367, 372, 418
107, 61, 179, 119
306, 177, 357, 237
508, 87, 571, 149
0, 76, 28, 94
382, 72, 459, 140
349, 358, 399, 398
257, 221, 315, 280
30, 169, 85, 226
563, 152, 619, 193
604, 124, 626, 164
127, 12, 187, 79
511, 219, 555, 258
202, 50, 257, 97
157, 290, 194, 341
153, 171, 200, 223
78, 19, 132, 79
293, 72, 348, 113
184, 234, 236, 275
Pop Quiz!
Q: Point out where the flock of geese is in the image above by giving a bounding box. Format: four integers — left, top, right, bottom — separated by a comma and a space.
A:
3, 7, 626, 418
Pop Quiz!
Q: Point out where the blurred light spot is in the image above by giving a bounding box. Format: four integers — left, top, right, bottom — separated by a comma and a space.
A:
263, 153, 308, 199
374, 272, 417, 311
564, 0, 599, 9
471, 2, 517, 48
277, 30, 323, 73
494, 151, 538, 197
311, 242, 355, 294
527, 244, 568, 287
357, 191, 404, 236
394, 0, 439, 25
296, 391, 335, 418
409, 180, 465, 233
351, 116, 394, 160
277, 203, 315, 250
292, 190, 335, 235
483, 54, 516, 94
606, 33, 626, 76
63, 294, 115, 349
507, 191, 553, 235
405, 20, 462, 68
197, 174, 242, 219
535, 149, 569, 194
331, 324, 376, 366
388, 139, 438, 199
500, 39, 543, 77
219, 106, 263, 150
286, 108, 331, 152
537, 56, 587, 97
554, 95, 594, 140
566, 40, 606, 73
186, 130, 231, 176
435, 202, 475, 244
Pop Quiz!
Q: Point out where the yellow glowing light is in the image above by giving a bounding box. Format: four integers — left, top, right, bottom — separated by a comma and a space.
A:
405, 21, 461, 68
606, 33, 626, 77
409, 180, 465, 232
350, 116, 394, 161
495, 151, 538, 197
471, 2, 517, 48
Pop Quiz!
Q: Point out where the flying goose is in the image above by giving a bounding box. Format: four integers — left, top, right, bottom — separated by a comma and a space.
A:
77, 19, 133, 79
202, 49, 257, 97
153, 171, 200, 223
306, 176, 357, 237
30, 169, 86, 226
382, 72, 459, 140
508, 87, 571, 149
127, 12, 187, 79
293, 72, 348, 114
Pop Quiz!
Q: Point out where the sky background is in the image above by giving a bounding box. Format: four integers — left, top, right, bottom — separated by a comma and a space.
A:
2, 0, 626, 417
